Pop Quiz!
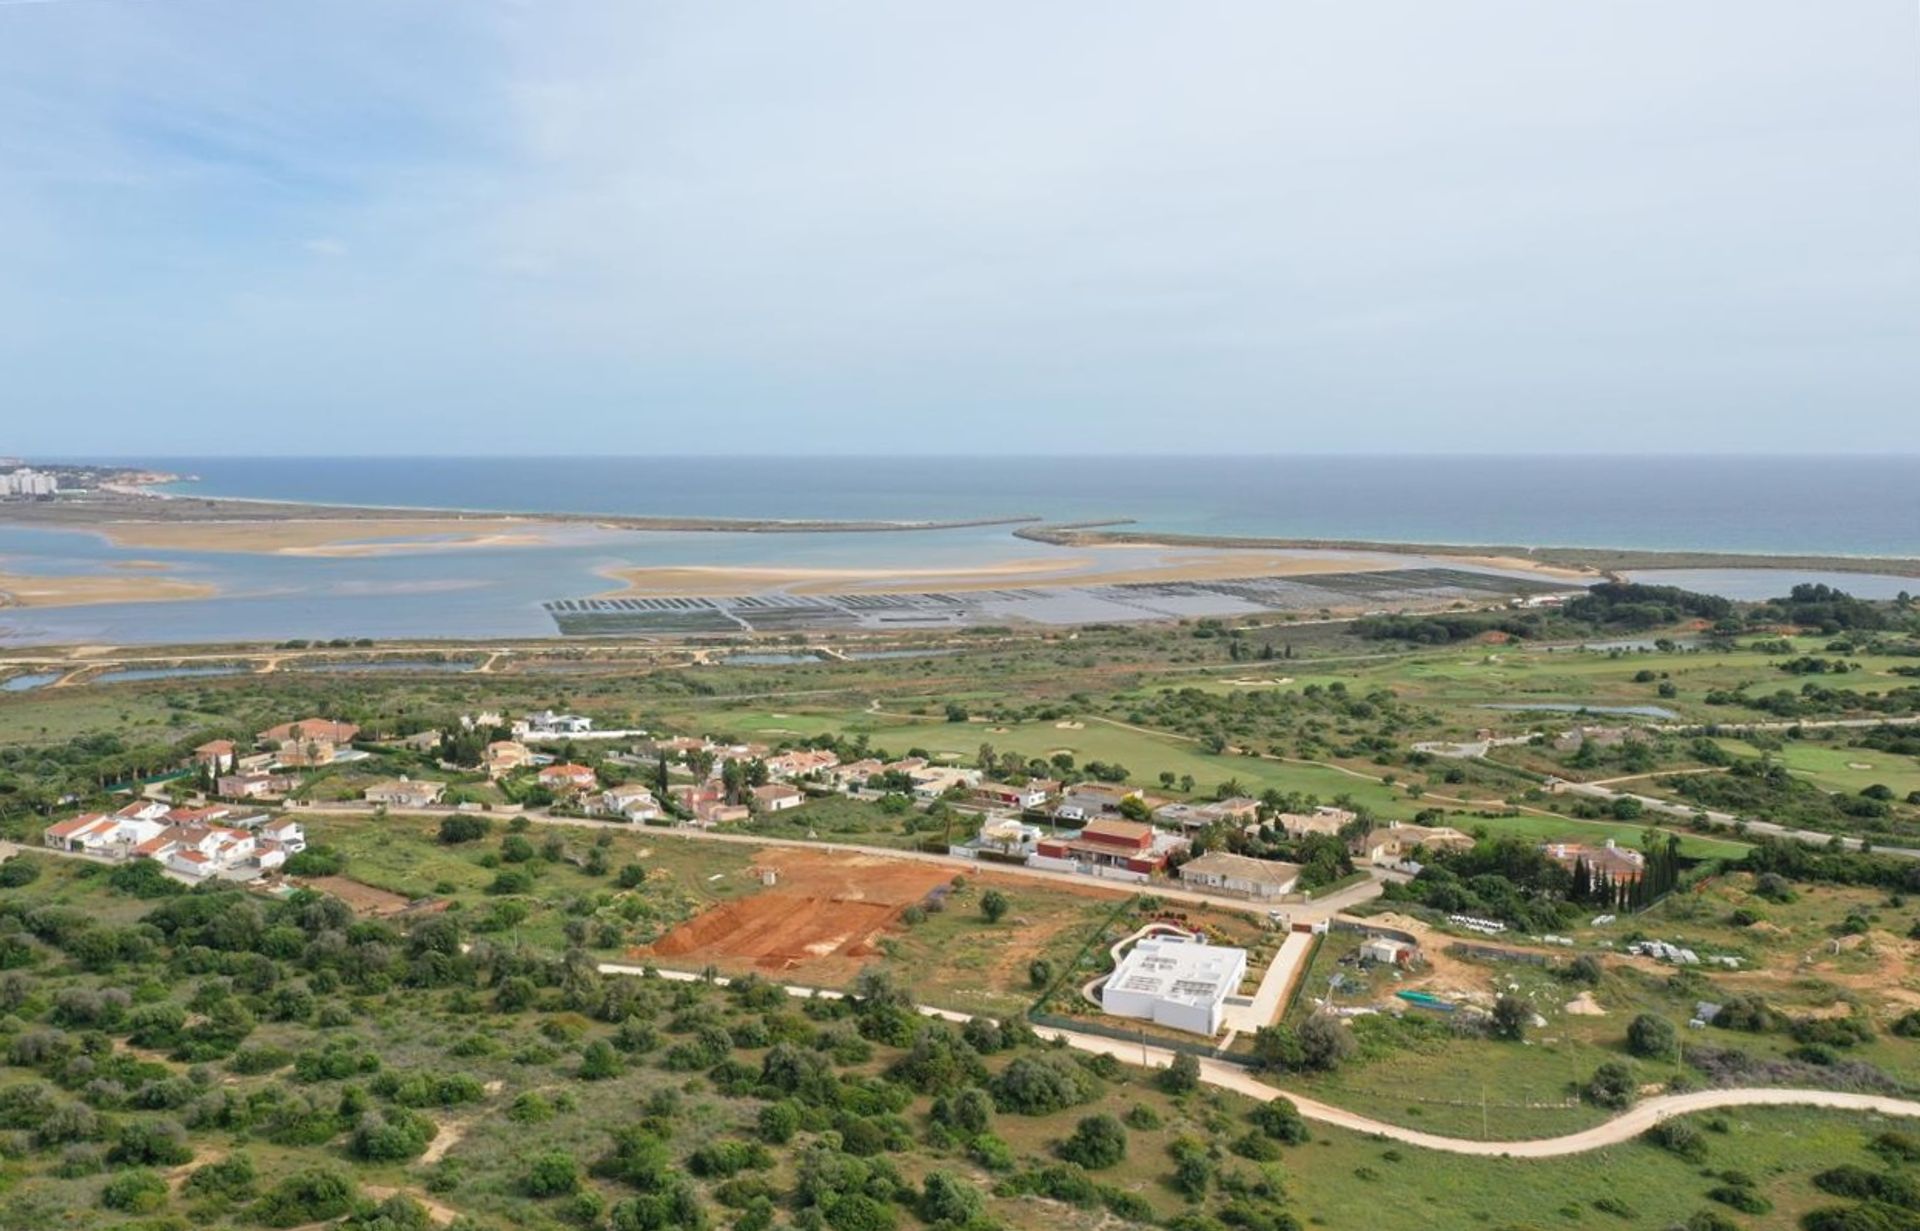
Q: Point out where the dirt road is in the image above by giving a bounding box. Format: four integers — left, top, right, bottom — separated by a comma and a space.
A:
600, 963, 1920, 1158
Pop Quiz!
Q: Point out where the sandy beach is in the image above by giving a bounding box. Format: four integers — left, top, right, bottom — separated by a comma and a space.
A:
89, 518, 561, 556
594, 548, 1473, 598
0, 571, 219, 608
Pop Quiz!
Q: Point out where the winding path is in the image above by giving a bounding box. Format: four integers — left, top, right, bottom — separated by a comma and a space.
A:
597, 962, 1920, 1158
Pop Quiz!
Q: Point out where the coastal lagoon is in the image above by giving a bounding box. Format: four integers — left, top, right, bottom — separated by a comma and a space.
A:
5, 455, 1918, 646
1, 521, 1557, 645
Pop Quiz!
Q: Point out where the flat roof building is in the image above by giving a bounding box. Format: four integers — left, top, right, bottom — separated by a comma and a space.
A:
1100, 934, 1247, 1036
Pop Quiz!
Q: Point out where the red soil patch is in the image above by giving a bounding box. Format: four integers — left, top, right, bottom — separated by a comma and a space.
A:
303, 876, 428, 918
639, 847, 951, 973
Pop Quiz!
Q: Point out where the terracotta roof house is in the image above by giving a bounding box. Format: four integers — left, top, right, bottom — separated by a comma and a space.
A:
538, 763, 598, 793
751, 784, 804, 812
363, 778, 447, 809
193, 739, 237, 771
1544, 839, 1647, 883
259, 718, 359, 745
673, 785, 751, 826
258, 718, 359, 767
484, 740, 534, 780
1275, 806, 1358, 839
1351, 822, 1475, 866
764, 749, 839, 780
1176, 851, 1301, 899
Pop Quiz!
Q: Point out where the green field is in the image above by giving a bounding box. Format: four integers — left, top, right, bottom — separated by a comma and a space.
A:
1715, 736, 1920, 799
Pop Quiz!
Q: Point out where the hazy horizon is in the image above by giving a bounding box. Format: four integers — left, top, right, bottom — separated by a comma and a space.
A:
4, 2, 1916, 456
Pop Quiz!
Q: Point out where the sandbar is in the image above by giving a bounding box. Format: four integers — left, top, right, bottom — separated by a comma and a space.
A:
89, 518, 560, 556
0, 572, 219, 608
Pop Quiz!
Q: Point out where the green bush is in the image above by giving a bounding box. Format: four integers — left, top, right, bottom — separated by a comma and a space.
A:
100, 1169, 168, 1213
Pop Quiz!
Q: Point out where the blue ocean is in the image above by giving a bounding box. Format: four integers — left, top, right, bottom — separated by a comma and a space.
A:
129, 454, 1920, 556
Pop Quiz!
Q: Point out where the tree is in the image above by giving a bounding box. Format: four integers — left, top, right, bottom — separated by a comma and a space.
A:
1027, 958, 1053, 989
1249, 1023, 1305, 1072
1626, 1012, 1677, 1059
918, 1171, 985, 1226
1490, 994, 1530, 1042
1056, 1113, 1128, 1169
1159, 1052, 1200, 1094
437, 815, 489, 844
1296, 1013, 1354, 1071
979, 889, 1009, 923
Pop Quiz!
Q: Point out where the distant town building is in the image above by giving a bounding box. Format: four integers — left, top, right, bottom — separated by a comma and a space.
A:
522, 711, 594, 736
0, 468, 58, 498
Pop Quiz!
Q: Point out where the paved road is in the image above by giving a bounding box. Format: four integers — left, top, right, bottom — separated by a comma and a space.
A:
1544, 778, 1920, 859
598, 962, 1920, 1157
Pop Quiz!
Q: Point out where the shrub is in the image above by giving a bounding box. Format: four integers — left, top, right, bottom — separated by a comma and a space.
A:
1626, 1013, 1677, 1059
1159, 1052, 1201, 1094
991, 1053, 1095, 1115
438, 816, 491, 844
1583, 1061, 1635, 1109
1250, 1097, 1310, 1145
183, 1151, 258, 1202
918, 1171, 984, 1226
110, 1117, 194, 1166
349, 1108, 437, 1161
579, 1039, 623, 1080
1705, 1184, 1771, 1215
524, 1150, 582, 1197
254, 1168, 360, 1227
1055, 1114, 1127, 1169
101, 1169, 169, 1212
1644, 1118, 1707, 1163
758, 1101, 801, 1145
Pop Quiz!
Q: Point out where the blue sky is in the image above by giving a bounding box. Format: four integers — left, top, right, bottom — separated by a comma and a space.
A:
2, 1, 1915, 455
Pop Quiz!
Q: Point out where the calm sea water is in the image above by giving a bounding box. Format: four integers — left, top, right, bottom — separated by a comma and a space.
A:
119, 454, 1920, 555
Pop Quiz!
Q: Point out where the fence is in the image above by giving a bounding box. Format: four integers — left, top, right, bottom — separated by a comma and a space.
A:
1029, 893, 1141, 1017
1446, 941, 1552, 966
1025, 1010, 1254, 1066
